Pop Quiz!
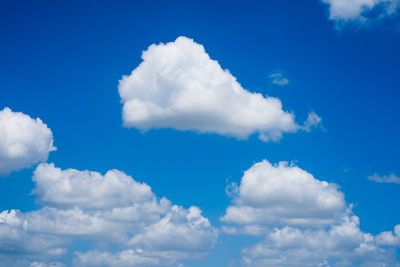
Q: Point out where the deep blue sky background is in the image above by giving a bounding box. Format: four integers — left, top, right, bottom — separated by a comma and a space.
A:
0, 0, 399, 265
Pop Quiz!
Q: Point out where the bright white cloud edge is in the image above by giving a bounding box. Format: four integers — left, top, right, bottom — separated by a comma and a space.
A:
0, 107, 56, 175
269, 73, 289, 86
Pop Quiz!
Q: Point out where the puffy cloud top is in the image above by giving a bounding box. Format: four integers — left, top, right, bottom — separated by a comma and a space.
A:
33, 163, 154, 209
119, 37, 301, 141
241, 215, 397, 267
221, 160, 345, 228
376, 224, 400, 246
0, 107, 55, 175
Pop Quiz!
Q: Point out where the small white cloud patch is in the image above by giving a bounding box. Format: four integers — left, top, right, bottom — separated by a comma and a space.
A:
376, 224, 400, 246
0, 107, 56, 175
269, 73, 289, 86
368, 173, 400, 184
303, 111, 322, 132
322, 0, 400, 25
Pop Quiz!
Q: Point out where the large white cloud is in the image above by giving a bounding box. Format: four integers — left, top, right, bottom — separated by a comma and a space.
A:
222, 160, 400, 266
241, 215, 398, 267
33, 163, 155, 209
0, 107, 56, 175
322, 0, 400, 24
118, 36, 318, 142
0, 164, 217, 266
221, 160, 345, 230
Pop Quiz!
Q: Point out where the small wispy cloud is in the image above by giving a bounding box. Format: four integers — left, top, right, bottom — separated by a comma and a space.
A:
368, 173, 400, 184
303, 111, 323, 132
269, 72, 289, 86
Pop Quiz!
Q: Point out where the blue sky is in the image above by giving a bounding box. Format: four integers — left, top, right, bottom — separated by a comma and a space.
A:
0, 0, 400, 266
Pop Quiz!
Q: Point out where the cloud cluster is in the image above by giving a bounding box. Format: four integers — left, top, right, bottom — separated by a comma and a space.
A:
222, 160, 400, 266
241, 216, 399, 266
322, 0, 400, 24
0, 107, 56, 175
119, 36, 317, 142
0, 164, 217, 266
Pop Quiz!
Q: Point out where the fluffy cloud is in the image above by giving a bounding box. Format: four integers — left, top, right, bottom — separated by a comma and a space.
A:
376, 224, 400, 246
0, 164, 217, 266
222, 160, 400, 266
221, 160, 346, 230
322, 0, 400, 24
241, 216, 398, 267
0, 209, 68, 258
0, 107, 56, 175
368, 173, 400, 184
33, 163, 155, 209
119, 36, 318, 142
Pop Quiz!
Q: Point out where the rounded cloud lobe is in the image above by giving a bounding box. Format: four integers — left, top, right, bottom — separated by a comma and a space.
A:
0, 107, 55, 175
221, 160, 345, 228
222, 160, 400, 266
0, 164, 217, 266
119, 36, 300, 141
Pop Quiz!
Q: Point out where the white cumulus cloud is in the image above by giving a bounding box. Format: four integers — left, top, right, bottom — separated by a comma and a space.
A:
322, 0, 400, 24
33, 163, 155, 209
376, 224, 400, 246
118, 36, 317, 142
241, 215, 398, 266
221, 159, 400, 266
0, 107, 56, 175
0, 164, 217, 266
221, 160, 346, 229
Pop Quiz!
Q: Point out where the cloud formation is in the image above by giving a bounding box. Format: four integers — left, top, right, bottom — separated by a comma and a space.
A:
0, 164, 217, 266
322, 0, 400, 25
222, 160, 400, 266
0, 107, 56, 175
269, 73, 289, 86
221, 160, 345, 230
376, 224, 400, 246
368, 173, 400, 184
241, 215, 398, 266
119, 36, 317, 142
